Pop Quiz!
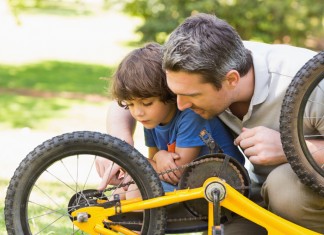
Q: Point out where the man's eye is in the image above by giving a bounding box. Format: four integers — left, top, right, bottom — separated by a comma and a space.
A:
143, 102, 153, 106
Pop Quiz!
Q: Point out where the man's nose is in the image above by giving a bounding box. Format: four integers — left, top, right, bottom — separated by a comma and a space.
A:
177, 96, 192, 111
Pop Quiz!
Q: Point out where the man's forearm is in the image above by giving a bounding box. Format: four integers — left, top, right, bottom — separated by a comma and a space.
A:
106, 101, 136, 145
306, 139, 324, 165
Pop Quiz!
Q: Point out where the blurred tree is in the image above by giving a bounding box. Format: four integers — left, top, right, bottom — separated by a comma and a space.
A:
7, 0, 324, 49
122, 0, 324, 50
7, 0, 100, 21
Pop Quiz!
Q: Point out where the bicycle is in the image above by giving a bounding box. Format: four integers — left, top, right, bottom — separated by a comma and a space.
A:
4, 51, 324, 235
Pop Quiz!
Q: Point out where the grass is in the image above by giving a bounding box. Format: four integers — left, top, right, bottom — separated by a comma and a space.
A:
0, 93, 68, 128
0, 60, 115, 129
0, 178, 8, 235
1, 176, 203, 234
0, 60, 113, 94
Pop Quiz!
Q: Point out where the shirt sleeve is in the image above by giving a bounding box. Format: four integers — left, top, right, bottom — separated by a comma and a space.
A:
175, 110, 209, 148
144, 128, 156, 147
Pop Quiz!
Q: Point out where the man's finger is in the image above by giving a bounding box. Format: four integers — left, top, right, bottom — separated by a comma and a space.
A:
95, 160, 103, 178
97, 178, 108, 191
97, 164, 120, 191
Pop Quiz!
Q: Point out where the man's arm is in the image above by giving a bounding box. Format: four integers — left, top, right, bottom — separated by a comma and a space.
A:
234, 126, 287, 166
97, 101, 137, 190
106, 101, 136, 146
235, 126, 324, 167
306, 139, 324, 166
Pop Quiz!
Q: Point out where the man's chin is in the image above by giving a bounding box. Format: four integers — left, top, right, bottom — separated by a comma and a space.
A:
201, 114, 214, 120
193, 110, 213, 119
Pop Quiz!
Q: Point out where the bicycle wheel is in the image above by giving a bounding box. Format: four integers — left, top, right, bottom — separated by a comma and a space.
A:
5, 131, 166, 234
280, 51, 324, 196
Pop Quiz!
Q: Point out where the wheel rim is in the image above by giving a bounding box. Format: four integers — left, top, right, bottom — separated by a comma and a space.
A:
297, 71, 324, 178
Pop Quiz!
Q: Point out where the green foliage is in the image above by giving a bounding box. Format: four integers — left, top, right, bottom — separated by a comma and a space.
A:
8, 0, 98, 17
122, 0, 324, 50
0, 61, 113, 95
8, 1, 323, 49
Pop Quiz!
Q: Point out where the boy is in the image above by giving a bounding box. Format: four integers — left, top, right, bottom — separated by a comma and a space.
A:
97, 42, 244, 195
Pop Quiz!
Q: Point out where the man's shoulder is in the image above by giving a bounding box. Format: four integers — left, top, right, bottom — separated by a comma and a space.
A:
243, 40, 315, 56
244, 41, 316, 77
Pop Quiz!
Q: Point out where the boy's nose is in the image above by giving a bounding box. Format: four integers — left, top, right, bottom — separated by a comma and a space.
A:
134, 108, 144, 116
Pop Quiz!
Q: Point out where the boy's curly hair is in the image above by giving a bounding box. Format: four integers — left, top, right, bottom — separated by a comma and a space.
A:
112, 42, 176, 108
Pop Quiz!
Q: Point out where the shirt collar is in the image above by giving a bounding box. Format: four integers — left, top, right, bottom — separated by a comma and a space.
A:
249, 46, 270, 106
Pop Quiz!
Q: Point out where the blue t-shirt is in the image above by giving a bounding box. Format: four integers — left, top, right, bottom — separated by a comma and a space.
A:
144, 109, 244, 164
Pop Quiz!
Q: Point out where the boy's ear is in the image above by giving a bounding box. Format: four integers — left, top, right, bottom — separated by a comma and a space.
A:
225, 70, 240, 87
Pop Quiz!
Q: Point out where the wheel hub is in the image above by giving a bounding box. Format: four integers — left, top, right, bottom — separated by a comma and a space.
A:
178, 153, 250, 217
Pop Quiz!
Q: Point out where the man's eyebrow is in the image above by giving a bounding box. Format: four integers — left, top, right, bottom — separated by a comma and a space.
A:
176, 92, 200, 97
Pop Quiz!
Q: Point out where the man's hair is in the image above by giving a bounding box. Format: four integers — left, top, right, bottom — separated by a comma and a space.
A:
163, 13, 252, 89
112, 42, 176, 108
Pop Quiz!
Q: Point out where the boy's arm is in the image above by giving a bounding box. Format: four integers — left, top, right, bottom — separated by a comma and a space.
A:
153, 146, 201, 185
148, 147, 158, 159
174, 146, 201, 166
147, 147, 158, 172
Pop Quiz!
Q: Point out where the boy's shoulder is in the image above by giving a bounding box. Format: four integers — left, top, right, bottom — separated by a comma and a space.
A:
177, 108, 201, 119
176, 109, 218, 124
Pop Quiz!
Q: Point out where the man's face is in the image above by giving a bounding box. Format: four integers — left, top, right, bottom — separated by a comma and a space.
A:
166, 70, 232, 119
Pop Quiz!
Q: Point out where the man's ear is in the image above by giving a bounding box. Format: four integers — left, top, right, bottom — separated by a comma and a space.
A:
225, 70, 240, 88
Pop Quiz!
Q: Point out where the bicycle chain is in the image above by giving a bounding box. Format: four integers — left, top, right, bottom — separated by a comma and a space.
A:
104, 215, 209, 227
78, 157, 246, 225
102, 157, 221, 193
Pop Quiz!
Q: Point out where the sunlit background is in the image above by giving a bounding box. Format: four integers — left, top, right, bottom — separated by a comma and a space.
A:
0, 0, 323, 233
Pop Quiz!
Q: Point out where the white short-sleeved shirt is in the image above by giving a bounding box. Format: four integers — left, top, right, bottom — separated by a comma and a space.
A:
219, 41, 317, 183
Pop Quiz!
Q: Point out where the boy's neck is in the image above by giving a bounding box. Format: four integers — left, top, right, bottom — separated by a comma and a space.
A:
159, 104, 177, 126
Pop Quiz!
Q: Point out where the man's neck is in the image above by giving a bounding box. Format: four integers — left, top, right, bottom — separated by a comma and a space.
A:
228, 102, 250, 120
228, 66, 255, 120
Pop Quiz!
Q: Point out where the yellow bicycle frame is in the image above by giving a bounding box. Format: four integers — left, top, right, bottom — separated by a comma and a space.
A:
72, 177, 322, 235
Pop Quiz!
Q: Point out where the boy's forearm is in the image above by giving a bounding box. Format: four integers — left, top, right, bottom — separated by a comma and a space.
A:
147, 158, 158, 172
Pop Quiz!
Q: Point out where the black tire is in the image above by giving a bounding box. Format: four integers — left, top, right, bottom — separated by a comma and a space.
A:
5, 131, 166, 234
280, 51, 324, 196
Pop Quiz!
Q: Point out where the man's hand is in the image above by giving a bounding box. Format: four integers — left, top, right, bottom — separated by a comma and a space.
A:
154, 150, 181, 185
96, 157, 122, 191
234, 126, 287, 165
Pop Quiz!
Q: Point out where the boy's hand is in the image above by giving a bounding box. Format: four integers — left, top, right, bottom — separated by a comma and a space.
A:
154, 150, 181, 185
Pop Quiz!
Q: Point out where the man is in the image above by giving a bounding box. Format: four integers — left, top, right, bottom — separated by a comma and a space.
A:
102, 13, 324, 234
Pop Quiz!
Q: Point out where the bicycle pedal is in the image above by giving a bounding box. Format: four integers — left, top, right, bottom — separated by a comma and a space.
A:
212, 224, 224, 235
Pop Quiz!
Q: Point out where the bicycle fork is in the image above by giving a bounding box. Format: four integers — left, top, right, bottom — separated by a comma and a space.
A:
205, 180, 226, 235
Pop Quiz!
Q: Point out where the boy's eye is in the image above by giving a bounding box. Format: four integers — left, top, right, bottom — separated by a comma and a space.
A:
143, 102, 153, 106
124, 103, 133, 109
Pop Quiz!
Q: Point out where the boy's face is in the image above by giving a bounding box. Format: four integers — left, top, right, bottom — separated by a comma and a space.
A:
166, 70, 233, 120
124, 97, 176, 129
